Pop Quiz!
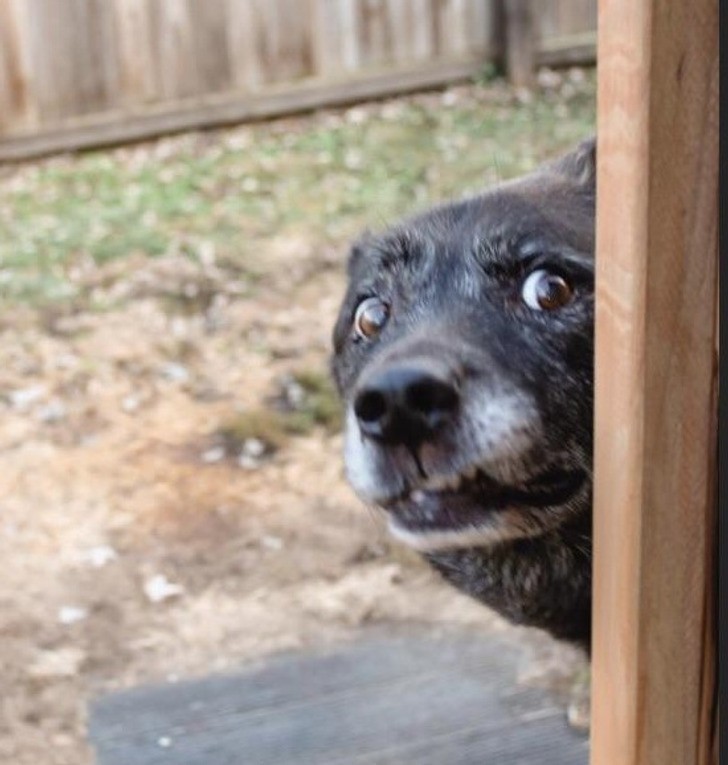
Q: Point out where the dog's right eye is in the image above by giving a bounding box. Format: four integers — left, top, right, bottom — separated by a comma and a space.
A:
353, 297, 390, 341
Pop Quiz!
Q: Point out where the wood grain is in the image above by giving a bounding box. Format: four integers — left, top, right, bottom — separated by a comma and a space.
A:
225, 0, 264, 91
0, 0, 32, 131
503, 0, 535, 88
112, 0, 159, 105
89, 631, 589, 765
0, 59, 485, 162
591, 0, 718, 763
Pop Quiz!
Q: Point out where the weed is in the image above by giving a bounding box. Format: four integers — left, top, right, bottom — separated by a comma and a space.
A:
280, 369, 343, 435
473, 61, 503, 85
217, 410, 287, 453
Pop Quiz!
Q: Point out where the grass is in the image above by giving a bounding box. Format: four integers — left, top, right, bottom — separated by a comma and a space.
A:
217, 410, 289, 454
217, 368, 343, 453
281, 369, 343, 436
0, 70, 596, 306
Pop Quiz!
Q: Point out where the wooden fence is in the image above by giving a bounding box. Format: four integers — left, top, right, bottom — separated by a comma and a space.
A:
0, 0, 596, 160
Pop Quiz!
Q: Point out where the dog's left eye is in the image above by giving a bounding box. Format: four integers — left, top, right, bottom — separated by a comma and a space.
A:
521, 269, 574, 310
353, 297, 390, 340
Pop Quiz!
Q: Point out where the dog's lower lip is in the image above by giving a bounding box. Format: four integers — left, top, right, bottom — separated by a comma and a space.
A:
381, 467, 586, 531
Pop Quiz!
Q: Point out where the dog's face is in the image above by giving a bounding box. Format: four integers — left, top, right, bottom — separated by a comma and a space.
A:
331, 140, 595, 554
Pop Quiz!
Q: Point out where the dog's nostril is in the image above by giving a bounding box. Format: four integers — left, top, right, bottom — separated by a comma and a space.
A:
406, 379, 459, 417
354, 390, 388, 424
354, 364, 459, 444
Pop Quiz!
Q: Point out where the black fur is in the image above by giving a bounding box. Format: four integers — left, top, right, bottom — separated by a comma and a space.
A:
331, 139, 596, 650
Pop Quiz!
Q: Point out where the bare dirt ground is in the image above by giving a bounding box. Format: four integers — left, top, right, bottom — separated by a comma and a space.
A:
0, 75, 593, 765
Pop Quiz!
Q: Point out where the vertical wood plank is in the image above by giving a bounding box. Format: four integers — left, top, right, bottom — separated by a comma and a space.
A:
92, 0, 121, 111
339, 0, 362, 71
410, 0, 436, 61
190, 0, 233, 94
464, 0, 497, 56
226, 0, 264, 91
0, 0, 34, 132
561, 0, 596, 35
27, 0, 70, 122
357, 0, 394, 67
269, 0, 313, 81
36, 0, 67, 120
591, 0, 718, 763
310, 0, 342, 76
68, 0, 95, 115
68, 0, 120, 116
503, 0, 534, 87
255, 0, 281, 83
239, 0, 305, 85
112, 0, 159, 105
385, 0, 414, 64
538, 0, 560, 41
152, 0, 199, 100
434, 0, 469, 57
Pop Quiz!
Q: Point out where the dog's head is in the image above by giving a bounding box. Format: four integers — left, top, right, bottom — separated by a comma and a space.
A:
331, 139, 595, 553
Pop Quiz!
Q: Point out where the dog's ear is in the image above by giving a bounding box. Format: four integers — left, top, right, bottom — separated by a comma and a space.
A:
346, 231, 375, 278
547, 137, 596, 189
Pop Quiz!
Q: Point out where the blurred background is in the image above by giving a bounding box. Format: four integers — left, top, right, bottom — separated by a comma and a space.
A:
0, 1, 595, 763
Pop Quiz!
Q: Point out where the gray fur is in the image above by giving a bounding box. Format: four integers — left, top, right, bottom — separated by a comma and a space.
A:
331, 138, 596, 650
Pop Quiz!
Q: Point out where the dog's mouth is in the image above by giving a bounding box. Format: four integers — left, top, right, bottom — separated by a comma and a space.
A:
381, 464, 586, 550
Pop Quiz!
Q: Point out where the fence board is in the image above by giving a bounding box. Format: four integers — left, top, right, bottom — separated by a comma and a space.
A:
70, 0, 120, 116
0, 0, 31, 130
357, 0, 389, 67
226, 0, 264, 91
153, 0, 198, 100
27, 0, 67, 122
408, 0, 436, 62
558, 0, 596, 36
538, 0, 560, 40
112, 0, 158, 105
536, 0, 596, 51
190, 0, 233, 94
258, 0, 312, 83
465, 0, 496, 56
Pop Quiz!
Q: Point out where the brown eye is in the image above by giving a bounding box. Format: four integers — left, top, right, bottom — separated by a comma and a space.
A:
521, 269, 573, 310
354, 297, 390, 340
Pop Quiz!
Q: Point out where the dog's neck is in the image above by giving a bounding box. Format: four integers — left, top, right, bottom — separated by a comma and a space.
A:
424, 509, 592, 651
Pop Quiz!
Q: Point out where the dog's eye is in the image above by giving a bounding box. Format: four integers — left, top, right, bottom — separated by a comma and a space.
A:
521, 269, 573, 310
353, 297, 390, 340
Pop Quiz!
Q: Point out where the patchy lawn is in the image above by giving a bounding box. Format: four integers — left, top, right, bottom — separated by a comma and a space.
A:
0, 69, 594, 765
0, 68, 594, 306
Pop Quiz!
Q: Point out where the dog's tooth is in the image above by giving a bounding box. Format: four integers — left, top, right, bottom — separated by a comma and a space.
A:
424, 475, 449, 491
446, 473, 462, 491
411, 490, 426, 504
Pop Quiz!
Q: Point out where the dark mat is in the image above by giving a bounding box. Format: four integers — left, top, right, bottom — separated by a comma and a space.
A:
89, 631, 589, 765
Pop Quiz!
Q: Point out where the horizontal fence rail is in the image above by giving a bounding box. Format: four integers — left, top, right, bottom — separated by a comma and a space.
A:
0, 0, 596, 159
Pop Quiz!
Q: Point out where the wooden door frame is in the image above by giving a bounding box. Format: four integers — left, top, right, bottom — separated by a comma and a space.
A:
591, 1, 719, 763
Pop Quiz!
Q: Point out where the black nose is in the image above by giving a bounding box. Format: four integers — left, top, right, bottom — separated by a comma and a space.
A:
354, 364, 459, 445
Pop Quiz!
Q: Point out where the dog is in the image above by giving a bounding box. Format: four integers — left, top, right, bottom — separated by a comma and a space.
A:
330, 138, 595, 651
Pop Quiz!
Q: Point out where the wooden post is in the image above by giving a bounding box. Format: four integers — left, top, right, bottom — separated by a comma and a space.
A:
502, 0, 534, 88
591, 0, 718, 764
